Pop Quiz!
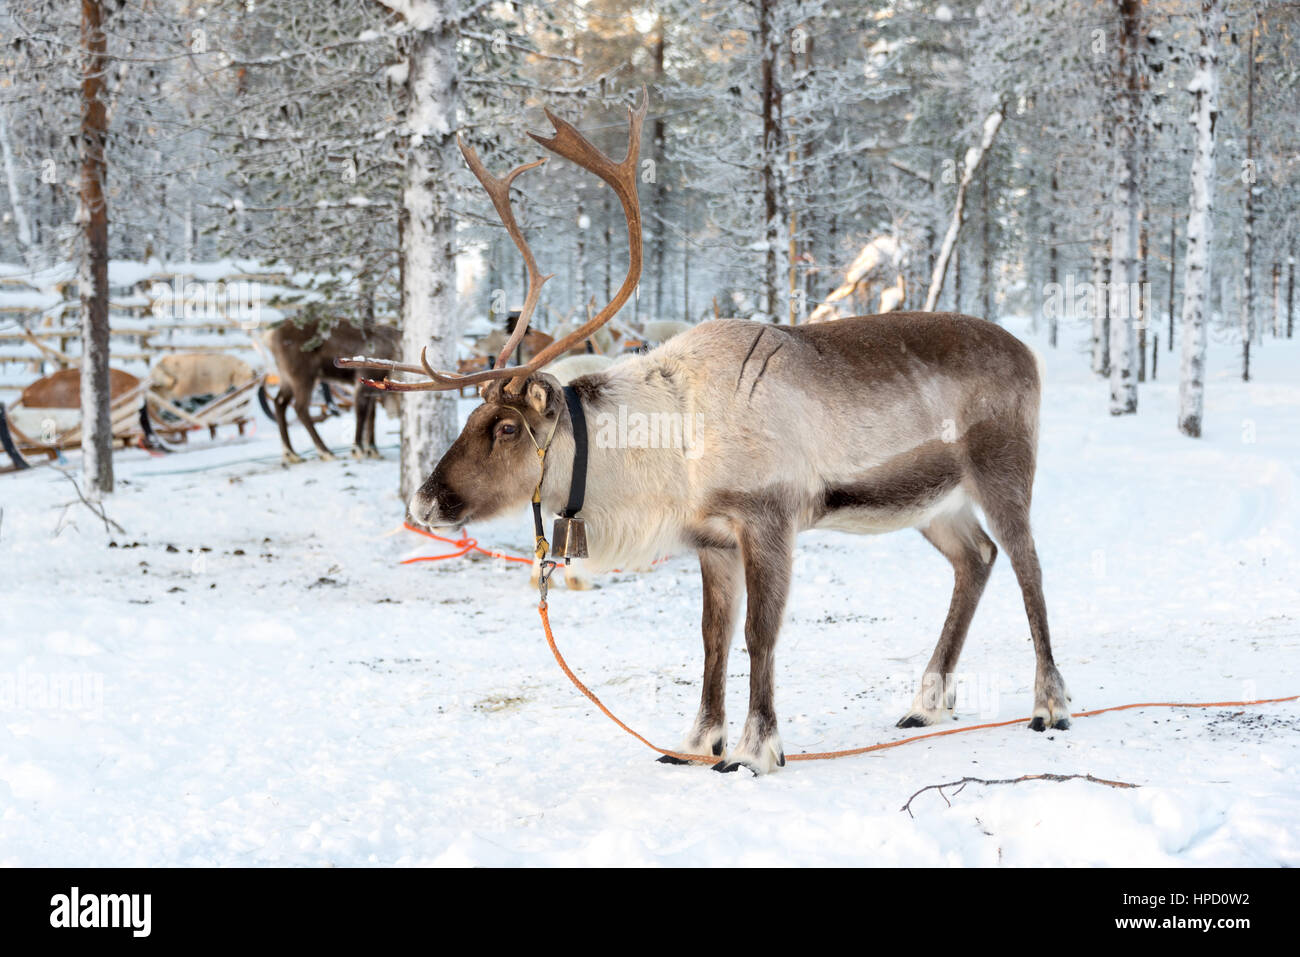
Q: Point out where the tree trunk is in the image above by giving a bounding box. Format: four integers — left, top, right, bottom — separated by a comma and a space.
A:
1241, 15, 1256, 381
1092, 232, 1110, 377
980, 173, 993, 322
79, 0, 112, 496
1272, 261, 1281, 337
0, 109, 35, 265
1138, 214, 1148, 383
953, 243, 962, 313
1167, 210, 1176, 351
603, 191, 612, 305
1288, 243, 1295, 338
681, 196, 691, 323
399, 6, 460, 501
1047, 169, 1058, 348
651, 21, 666, 322
1178, 0, 1222, 438
575, 200, 587, 311
758, 0, 786, 322
599, 78, 612, 307
923, 104, 1004, 312
827, 155, 839, 303
1108, 0, 1141, 416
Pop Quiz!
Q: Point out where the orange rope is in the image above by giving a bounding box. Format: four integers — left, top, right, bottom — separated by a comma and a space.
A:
538, 601, 1299, 765
401, 521, 534, 565
398, 523, 1299, 766
400, 522, 662, 570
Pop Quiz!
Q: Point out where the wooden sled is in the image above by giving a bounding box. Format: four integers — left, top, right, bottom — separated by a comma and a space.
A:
0, 368, 154, 472
145, 353, 263, 444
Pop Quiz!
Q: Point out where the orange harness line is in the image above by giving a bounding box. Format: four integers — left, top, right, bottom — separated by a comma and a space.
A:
538, 602, 1299, 765
401, 521, 534, 565
401, 524, 1300, 765
401, 522, 664, 570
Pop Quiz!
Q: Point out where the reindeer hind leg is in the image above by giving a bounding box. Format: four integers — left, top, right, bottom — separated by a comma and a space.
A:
274, 385, 302, 464
897, 504, 997, 728
351, 390, 372, 459
966, 423, 1070, 731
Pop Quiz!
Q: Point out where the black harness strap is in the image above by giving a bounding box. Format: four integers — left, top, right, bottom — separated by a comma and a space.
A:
562, 386, 588, 519
532, 497, 546, 546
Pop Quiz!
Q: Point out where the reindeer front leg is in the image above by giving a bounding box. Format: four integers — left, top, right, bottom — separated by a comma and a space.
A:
659, 545, 743, 764
715, 511, 794, 775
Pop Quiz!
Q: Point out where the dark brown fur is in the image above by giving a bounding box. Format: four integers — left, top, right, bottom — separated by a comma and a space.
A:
266, 319, 400, 461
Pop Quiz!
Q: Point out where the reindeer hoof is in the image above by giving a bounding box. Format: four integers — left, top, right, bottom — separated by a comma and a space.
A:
1030, 672, 1071, 732
350, 447, 364, 461
657, 755, 691, 765
1028, 715, 1072, 732
318, 451, 336, 462
711, 756, 780, 775
896, 707, 957, 728
712, 760, 747, 774
365, 447, 383, 460
282, 452, 304, 465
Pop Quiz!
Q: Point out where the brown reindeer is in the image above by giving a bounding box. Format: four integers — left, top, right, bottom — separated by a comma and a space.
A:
265, 317, 400, 463
344, 91, 1068, 774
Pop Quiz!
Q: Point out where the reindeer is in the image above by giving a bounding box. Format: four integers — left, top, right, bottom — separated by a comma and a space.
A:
345, 91, 1070, 775
150, 353, 257, 403
479, 314, 556, 364
264, 317, 400, 463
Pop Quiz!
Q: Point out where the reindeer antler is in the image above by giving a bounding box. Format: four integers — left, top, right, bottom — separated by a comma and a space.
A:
457, 139, 554, 371
337, 87, 648, 395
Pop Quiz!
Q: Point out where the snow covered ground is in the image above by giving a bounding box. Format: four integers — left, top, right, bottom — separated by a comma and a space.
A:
1, 316, 1297, 866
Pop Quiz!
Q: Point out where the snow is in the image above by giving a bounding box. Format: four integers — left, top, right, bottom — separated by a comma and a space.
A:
1, 316, 1297, 866
385, 62, 409, 87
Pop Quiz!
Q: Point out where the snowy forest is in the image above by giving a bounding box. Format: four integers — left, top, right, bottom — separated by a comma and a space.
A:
2, 0, 1298, 493
1, 0, 1298, 870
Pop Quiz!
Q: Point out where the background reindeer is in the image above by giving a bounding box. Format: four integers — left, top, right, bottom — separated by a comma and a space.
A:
265, 317, 400, 463
348, 91, 1069, 775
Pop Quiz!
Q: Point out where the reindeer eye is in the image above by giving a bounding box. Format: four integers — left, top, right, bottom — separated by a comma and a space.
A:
496, 421, 518, 438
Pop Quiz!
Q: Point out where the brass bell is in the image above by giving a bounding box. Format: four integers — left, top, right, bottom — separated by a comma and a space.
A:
551, 516, 588, 559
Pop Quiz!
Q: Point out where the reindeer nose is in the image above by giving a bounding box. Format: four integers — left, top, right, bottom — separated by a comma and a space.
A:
407, 490, 439, 528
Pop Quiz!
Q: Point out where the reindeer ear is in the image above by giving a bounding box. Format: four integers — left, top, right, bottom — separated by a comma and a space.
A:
525, 374, 560, 418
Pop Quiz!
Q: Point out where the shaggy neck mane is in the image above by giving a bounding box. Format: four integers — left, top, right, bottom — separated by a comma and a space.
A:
538, 362, 694, 572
